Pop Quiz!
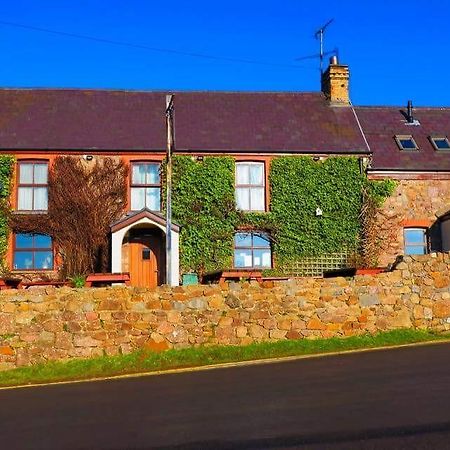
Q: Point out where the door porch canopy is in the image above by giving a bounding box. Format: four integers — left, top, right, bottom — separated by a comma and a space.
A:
110, 208, 180, 286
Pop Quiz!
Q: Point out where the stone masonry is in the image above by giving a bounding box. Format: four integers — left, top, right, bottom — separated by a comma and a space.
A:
376, 179, 450, 266
0, 253, 449, 370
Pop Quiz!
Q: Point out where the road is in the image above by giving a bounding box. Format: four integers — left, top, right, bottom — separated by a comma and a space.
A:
0, 343, 450, 449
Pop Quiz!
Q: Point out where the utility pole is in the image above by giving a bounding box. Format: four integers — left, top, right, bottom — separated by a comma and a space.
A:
165, 94, 174, 285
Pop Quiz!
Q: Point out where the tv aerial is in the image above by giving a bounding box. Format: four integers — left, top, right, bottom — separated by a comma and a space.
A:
296, 19, 338, 75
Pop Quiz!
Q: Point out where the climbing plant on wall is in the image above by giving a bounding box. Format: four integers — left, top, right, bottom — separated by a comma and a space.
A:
10, 156, 127, 278
171, 156, 240, 275
269, 156, 366, 265
171, 155, 395, 275
0, 155, 14, 272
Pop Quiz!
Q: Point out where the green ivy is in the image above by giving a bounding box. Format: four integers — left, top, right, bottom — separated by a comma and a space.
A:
171, 156, 240, 274
367, 178, 398, 207
170, 155, 393, 275
269, 156, 366, 265
0, 155, 15, 271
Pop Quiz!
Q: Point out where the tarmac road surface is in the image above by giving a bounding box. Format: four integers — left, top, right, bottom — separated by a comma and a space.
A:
0, 342, 449, 449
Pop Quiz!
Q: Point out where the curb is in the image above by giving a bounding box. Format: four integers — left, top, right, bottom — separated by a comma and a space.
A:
1, 338, 450, 391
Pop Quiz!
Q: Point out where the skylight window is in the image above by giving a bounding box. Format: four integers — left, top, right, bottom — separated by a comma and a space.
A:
430, 136, 450, 151
395, 135, 418, 151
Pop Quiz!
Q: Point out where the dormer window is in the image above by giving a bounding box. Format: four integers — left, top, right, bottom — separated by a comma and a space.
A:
430, 136, 450, 151
395, 135, 418, 151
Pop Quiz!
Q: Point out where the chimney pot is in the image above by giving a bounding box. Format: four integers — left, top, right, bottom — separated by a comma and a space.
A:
329, 55, 338, 65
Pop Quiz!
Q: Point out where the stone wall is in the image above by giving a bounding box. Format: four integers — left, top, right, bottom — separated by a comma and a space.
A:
376, 179, 450, 266
1, 253, 450, 370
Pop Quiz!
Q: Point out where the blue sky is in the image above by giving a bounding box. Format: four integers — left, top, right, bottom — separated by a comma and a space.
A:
1, 0, 448, 106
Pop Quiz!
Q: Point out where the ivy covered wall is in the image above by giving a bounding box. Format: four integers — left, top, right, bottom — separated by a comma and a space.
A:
0, 154, 393, 277
0, 155, 15, 271
171, 155, 394, 275
269, 156, 365, 266
171, 156, 240, 274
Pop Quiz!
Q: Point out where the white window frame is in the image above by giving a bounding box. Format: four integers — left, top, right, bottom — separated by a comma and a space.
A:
429, 136, 450, 151
235, 161, 265, 212
130, 162, 161, 211
403, 228, 428, 255
394, 135, 419, 151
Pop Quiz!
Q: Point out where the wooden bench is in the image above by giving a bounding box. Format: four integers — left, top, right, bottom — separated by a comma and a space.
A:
85, 273, 131, 287
203, 269, 263, 284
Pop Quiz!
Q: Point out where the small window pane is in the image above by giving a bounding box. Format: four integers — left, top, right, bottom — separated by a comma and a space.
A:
234, 249, 253, 268
34, 164, 48, 184
235, 233, 252, 247
404, 229, 426, 245
253, 249, 271, 268
18, 187, 33, 210
146, 187, 160, 211
131, 187, 146, 210
405, 246, 426, 255
13, 252, 33, 270
236, 188, 250, 210
34, 187, 48, 210
236, 164, 249, 184
34, 234, 52, 249
16, 234, 33, 248
34, 251, 53, 269
250, 188, 265, 211
249, 164, 264, 185
146, 164, 160, 184
398, 138, 417, 150
19, 164, 33, 183
132, 165, 147, 185
253, 233, 270, 248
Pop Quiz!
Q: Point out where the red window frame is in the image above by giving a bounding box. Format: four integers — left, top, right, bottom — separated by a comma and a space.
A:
17, 160, 49, 211
13, 233, 54, 271
234, 231, 272, 268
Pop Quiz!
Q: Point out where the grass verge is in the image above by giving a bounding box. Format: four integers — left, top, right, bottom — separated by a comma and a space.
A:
0, 328, 449, 388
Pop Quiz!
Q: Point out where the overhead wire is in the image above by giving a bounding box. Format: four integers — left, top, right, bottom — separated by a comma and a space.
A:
0, 20, 314, 70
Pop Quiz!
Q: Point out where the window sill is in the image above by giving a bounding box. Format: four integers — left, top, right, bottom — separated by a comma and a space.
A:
237, 210, 268, 213
11, 269, 55, 273
13, 210, 48, 215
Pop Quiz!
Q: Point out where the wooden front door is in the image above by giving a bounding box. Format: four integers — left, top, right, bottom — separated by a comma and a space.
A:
129, 232, 163, 288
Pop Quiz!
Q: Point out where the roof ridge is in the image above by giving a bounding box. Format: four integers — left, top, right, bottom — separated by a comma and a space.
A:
0, 87, 324, 96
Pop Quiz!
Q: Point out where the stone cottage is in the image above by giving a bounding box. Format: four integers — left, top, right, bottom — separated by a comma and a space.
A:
0, 58, 449, 286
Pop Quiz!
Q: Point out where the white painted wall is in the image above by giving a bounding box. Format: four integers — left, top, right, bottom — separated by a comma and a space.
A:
111, 217, 179, 286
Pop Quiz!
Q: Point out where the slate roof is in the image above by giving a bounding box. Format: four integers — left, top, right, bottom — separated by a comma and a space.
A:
0, 89, 368, 154
355, 106, 450, 171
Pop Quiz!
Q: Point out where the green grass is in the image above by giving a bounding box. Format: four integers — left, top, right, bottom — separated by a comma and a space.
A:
0, 329, 448, 388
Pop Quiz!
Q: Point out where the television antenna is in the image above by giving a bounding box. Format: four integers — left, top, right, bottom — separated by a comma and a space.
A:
296, 19, 337, 75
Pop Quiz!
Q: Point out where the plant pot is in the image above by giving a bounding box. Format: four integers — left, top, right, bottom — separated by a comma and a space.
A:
182, 273, 198, 286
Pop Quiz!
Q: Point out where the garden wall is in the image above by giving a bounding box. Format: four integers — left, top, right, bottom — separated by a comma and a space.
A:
1, 253, 450, 370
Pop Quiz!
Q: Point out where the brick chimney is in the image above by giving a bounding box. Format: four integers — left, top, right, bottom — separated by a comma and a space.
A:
321, 56, 350, 105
